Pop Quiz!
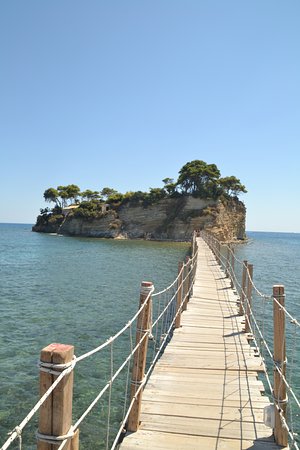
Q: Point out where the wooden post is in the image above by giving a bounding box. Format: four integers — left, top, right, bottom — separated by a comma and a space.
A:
230, 247, 235, 289
239, 261, 248, 316
188, 257, 193, 299
127, 281, 153, 432
216, 240, 221, 265
211, 236, 216, 258
175, 262, 184, 328
245, 264, 253, 334
225, 245, 230, 278
182, 258, 190, 311
38, 343, 78, 450
191, 233, 196, 258
273, 285, 288, 447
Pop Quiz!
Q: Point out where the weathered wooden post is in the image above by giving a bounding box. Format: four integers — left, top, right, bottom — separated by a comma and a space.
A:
225, 245, 230, 278
216, 240, 221, 265
183, 258, 190, 311
38, 343, 78, 450
245, 264, 253, 334
211, 235, 216, 258
239, 260, 248, 316
127, 281, 153, 432
273, 285, 288, 447
191, 232, 196, 258
230, 247, 235, 289
188, 256, 193, 300
175, 262, 184, 328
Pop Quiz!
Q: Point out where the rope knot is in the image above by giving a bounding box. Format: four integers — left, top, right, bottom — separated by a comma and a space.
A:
8, 426, 22, 437
38, 356, 77, 376
36, 426, 75, 444
7, 426, 22, 450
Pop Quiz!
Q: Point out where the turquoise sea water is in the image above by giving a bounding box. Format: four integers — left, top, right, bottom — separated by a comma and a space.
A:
0, 224, 189, 449
0, 225, 299, 448
235, 231, 300, 444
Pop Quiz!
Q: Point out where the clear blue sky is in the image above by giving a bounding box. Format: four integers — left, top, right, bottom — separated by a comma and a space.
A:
1, 1, 299, 232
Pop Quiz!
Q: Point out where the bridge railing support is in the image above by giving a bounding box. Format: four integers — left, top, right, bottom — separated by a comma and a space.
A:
38, 343, 79, 450
273, 285, 288, 447
230, 246, 235, 288
183, 257, 191, 310
225, 245, 230, 278
239, 260, 248, 316
216, 240, 221, 265
175, 261, 184, 328
245, 264, 253, 335
127, 281, 153, 432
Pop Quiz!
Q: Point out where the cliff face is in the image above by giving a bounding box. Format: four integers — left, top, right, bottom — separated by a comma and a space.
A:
33, 196, 246, 242
205, 199, 246, 241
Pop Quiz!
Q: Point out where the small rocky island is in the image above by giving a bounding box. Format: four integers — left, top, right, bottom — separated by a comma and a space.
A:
32, 160, 247, 242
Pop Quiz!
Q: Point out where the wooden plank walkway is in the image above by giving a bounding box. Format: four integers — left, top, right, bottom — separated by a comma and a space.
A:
120, 238, 284, 450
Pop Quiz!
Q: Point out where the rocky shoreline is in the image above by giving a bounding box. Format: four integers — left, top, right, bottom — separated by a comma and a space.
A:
33, 196, 246, 243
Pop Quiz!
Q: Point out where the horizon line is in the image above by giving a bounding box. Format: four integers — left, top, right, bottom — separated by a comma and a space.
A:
0, 222, 299, 235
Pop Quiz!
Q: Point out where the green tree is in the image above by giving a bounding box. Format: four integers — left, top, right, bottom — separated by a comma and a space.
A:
81, 190, 101, 201
107, 192, 124, 204
219, 176, 247, 197
57, 186, 68, 207
162, 177, 174, 186
43, 188, 61, 207
162, 178, 177, 196
147, 187, 166, 203
121, 191, 148, 204
65, 184, 81, 203
40, 207, 51, 215
56, 184, 81, 206
177, 160, 221, 198
101, 187, 118, 200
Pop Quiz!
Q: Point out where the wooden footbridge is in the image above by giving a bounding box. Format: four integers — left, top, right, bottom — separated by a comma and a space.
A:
2, 233, 299, 450
120, 238, 284, 450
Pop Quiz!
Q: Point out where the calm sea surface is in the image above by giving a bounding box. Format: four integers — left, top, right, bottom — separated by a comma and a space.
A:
0, 224, 299, 448
235, 231, 300, 444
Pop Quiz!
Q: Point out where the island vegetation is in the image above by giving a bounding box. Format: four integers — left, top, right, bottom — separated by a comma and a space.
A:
34, 160, 247, 237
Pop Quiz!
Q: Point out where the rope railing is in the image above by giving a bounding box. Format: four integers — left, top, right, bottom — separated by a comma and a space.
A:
202, 230, 300, 449
1, 233, 198, 450
228, 257, 300, 445
3, 229, 299, 449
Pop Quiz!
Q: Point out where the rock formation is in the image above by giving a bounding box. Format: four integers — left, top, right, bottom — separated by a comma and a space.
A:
33, 196, 246, 242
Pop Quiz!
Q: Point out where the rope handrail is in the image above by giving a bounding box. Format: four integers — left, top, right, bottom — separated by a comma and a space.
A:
234, 268, 300, 410
1, 362, 76, 450
111, 256, 197, 450
1, 289, 153, 450
202, 230, 300, 449
1, 236, 199, 450
152, 247, 198, 298
202, 230, 300, 327
2, 231, 299, 450
56, 331, 151, 450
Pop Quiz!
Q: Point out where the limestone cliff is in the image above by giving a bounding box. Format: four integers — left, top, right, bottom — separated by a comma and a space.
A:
33, 196, 246, 242
204, 198, 246, 241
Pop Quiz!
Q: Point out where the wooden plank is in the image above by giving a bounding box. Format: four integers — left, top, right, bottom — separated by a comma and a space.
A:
149, 371, 263, 385
120, 238, 280, 450
140, 415, 273, 441
156, 357, 264, 372
120, 430, 281, 450
146, 380, 265, 394
141, 401, 267, 423
143, 389, 267, 403
142, 392, 271, 407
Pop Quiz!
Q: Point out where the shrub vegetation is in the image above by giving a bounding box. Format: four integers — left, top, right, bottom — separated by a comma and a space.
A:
36, 160, 247, 225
